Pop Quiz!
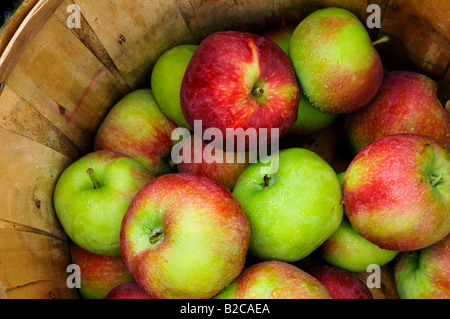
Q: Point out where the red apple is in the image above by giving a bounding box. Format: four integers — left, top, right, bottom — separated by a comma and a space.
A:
304, 264, 373, 299
394, 234, 450, 299
214, 260, 331, 299
345, 70, 450, 153
120, 173, 251, 299
180, 31, 300, 150
105, 282, 153, 299
94, 89, 178, 177
343, 133, 450, 251
175, 133, 250, 190
70, 242, 133, 299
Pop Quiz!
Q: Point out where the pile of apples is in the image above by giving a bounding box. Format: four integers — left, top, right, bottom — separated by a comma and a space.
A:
53, 7, 450, 299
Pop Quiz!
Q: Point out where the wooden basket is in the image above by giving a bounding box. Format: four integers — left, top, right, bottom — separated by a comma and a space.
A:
0, 0, 448, 299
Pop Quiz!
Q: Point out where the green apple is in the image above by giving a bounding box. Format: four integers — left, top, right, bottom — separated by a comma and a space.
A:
289, 91, 338, 135
289, 7, 383, 114
319, 171, 398, 272
232, 148, 343, 262
394, 234, 450, 299
53, 150, 153, 256
151, 44, 198, 129
262, 25, 337, 135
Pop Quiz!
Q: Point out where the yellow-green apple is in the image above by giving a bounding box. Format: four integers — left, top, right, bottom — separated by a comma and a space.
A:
394, 234, 450, 299
304, 264, 373, 299
263, 26, 337, 135
94, 89, 177, 177
214, 260, 331, 299
70, 242, 133, 299
174, 133, 250, 190
151, 44, 198, 129
320, 217, 399, 273
345, 70, 450, 153
343, 133, 450, 251
289, 7, 383, 114
105, 282, 153, 299
319, 172, 398, 272
53, 150, 153, 256
120, 173, 251, 299
232, 148, 343, 262
180, 31, 300, 150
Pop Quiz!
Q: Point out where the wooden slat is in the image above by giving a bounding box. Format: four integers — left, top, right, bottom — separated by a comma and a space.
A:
0, 0, 40, 55
73, 0, 196, 89
180, 0, 368, 40
0, 229, 79, 299
6, 2, 130, 152
377, 0, 450, 80
0, 127, 72, 238
0, 84, 81, 158
0, 0, 64, 93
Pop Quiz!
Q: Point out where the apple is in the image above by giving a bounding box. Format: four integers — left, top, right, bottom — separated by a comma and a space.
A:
120, 173, 251, 299
304, 264, 373, 299
180, 30, 300, 150
232, 148, 343, 262
93, 89, 177, 177
394, 234, 450, 299
345, 70, 450, 153
343, 133, 450, 251
151, 44, 198, 129
214, 260, 331, 299
320, 217, 399, 273
289, 7, 383, 114
288, 91, 338, 135
319, 171, 399, 272
105, 282, 153, 299
53, 150, 153, 256
262, 25, 296, 55
262, 26, 338, 135
175, 133, 250, 190
70, 242, 133, 299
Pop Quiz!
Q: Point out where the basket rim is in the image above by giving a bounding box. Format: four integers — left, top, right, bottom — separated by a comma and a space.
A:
0, 0, 63, 96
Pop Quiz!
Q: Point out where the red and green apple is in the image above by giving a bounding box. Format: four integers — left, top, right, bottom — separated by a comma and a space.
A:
70, 242, 133, 299
94, 89, 177, 177
304, 264, 373, 299
214, 260, 331, 299
120, 173, 251, 299
394, 234, 449, 299
343, 133, 450, 251
289, 7, 383, 114
105, 282, 153, 299
345, 70, 450, 153
180, 30, 300, 150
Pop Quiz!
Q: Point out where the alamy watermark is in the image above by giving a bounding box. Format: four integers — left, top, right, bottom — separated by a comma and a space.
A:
65, 4, 381, 29
171, 120, 280, 175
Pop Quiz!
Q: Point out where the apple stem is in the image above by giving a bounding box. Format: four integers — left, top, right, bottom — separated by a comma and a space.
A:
86, 168, 101, 189
252, 87, 264, 96
430, 173, 444, 187
263, 175, 269, 187
149, 228, 163, 244
372, 35, 390, 46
